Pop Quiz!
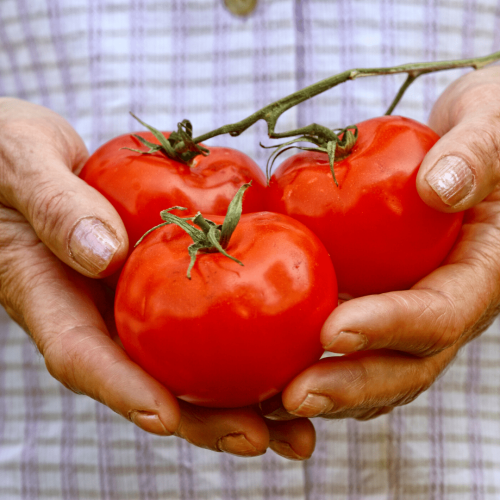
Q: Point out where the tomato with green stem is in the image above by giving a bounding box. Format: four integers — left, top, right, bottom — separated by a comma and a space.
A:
267, 116, 464, 298
114, 184, 337, 408
79, 121, 267, 249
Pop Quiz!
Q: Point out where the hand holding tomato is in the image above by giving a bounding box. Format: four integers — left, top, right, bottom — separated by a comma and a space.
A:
263, 65, 500, 421
0, 97, 182, 432
0, 98, 318, 460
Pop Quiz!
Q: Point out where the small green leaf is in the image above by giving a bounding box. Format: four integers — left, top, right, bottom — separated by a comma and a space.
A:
130, 112, 178, 158
219, 182, 251, 248
132, 134, 162, 150
326, 140, 339, 186
161, 212, 204, 243
134, 222, 170, 247
121, 147, 156, 155
187, 242, 207, 279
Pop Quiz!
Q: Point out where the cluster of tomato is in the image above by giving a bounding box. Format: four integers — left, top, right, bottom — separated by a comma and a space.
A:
79, 116, 463, 408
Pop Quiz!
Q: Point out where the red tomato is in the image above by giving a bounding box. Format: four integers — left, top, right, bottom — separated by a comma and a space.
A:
267, 116, 463, 298
79, 132, 267, 247
114, 212, 337, 408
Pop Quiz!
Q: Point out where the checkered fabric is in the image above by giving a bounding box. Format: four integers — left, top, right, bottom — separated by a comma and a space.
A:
1, 1, 500, 498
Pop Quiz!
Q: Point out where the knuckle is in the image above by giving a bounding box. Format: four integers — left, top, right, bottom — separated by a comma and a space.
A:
354, 406, 394, 421
413, 357, 444, 397
0, 210, 45, 331
25, 179, 76, 241
0, 117, 33, 146
388, 374, 432, 408
387, 290, 464, 356
42, 324, 128, 403
414, 290, 465, 356
314, 362, 370, 414
467, 125, 500, 180
41, 325, 95, 396
0, 119, 48, 176
42, 341, 80, 394
464, 294, 500, 343
383, 356, 439, 408
390, 385, 427, 407
376, 377, 429, 410
337, 363, 370, 398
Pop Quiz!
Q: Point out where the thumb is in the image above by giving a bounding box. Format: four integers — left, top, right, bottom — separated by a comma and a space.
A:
0, 99, 128, 277
416, 65, 500, 212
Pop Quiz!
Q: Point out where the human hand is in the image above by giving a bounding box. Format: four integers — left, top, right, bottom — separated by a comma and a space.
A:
261, 65, 500, 421
0, 98, 315, 460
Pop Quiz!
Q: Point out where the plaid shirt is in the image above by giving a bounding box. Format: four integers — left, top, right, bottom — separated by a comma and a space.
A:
1, 0, 500, 498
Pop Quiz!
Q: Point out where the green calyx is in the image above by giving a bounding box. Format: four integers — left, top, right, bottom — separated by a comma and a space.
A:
262, 124, 358, 186
123, 112, 210, 165
135, 183, 251, 279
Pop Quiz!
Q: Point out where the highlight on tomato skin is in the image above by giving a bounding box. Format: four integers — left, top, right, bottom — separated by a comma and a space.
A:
267, 115, 464, 298
114, 211, 338, 409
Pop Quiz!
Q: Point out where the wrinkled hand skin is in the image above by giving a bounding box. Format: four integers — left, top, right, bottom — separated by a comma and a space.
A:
263, 65, 500, 423
0, 98, 315, 461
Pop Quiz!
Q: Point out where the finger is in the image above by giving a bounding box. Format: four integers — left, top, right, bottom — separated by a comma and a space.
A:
282, 349, 455, 419
0, 210, 180, 435
0, 99, 128, 277
320, 207, 500, 357
257, 392, 378, 453
264, 399, 394, 422
257, 394, 316, 459
257, 391, 380, 422
175, 401, 317, 460
417, 66, 500, 211
266, 418, 316, 460
175, 401, 269, 457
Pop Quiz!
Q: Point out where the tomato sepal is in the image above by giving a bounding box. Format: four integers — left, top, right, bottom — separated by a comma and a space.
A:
136, 183, 251, 279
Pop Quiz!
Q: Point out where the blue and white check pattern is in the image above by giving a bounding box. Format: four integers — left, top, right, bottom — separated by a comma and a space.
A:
1, 1, 500, 498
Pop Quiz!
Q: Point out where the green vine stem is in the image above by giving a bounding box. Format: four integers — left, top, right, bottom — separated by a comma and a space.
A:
129, 51, 500, 179
188, 50, 500, 144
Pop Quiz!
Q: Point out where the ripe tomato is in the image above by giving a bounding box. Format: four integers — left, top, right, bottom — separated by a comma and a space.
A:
79, 132, 267, 247
114, 211, 337, 408
267, 116, 463, 298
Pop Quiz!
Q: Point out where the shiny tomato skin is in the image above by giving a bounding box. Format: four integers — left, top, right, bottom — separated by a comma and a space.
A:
267, 116, 464, 298
114, 212, 337, 408
79, 132, 267, 247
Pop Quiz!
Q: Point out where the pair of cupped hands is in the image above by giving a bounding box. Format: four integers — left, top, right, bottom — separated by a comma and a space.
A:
1, 66, 500, 461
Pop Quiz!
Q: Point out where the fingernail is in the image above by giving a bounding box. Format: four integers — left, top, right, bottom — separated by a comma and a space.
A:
290, 394, 334, 417
270, 440, 307, 461
69, 217, 120, 275
259, 394, 297, 420
129, 410, 172, 436
425, 155, 474, 206
324, 331, 368, 353
217, 433, 263, 457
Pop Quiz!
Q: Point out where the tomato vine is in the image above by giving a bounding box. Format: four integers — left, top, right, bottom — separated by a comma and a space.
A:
130, 50, 500, 181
